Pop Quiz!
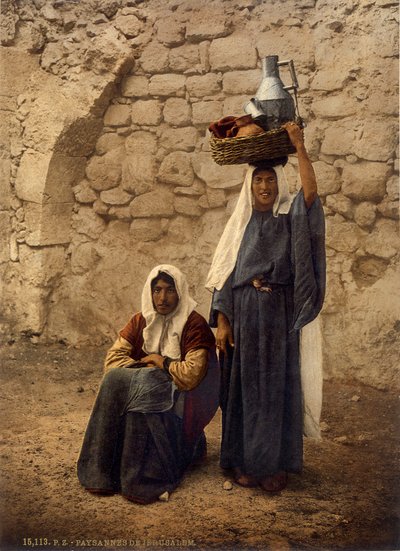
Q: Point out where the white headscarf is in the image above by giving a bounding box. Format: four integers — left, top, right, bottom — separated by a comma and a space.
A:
205, 164, 294, 291
141, 264, 197, 360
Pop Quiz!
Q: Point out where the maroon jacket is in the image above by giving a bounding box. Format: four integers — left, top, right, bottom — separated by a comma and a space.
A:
119, 311, 219, 447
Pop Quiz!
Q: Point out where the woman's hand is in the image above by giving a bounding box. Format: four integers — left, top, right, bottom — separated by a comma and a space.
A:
282, 121, 304, 150
216, 312, 234, 354
141, 354, 164, 369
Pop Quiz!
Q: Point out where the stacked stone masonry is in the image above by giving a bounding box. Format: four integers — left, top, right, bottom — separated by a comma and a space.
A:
0, 0, 399, 390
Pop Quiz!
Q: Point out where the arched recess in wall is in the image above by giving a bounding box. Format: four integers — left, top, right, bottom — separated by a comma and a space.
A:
12, 71, 133, 337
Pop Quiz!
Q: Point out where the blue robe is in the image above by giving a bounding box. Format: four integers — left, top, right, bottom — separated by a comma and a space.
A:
210, 191, 325, 478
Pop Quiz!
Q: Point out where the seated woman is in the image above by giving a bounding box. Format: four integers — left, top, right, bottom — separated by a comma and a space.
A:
77, 264, 219, 504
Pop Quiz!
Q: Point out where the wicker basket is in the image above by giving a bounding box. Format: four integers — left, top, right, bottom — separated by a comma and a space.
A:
209, 124, 300, 166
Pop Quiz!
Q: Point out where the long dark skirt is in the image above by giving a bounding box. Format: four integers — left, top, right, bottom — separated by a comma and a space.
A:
77, 368, 196, 503
220, 284, 303, 478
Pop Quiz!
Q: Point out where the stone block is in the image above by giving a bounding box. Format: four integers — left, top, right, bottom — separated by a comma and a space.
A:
354, 202, 377, 228
18, 244, 66, 286
0, 212, 10, 263
100, 187, 132, 205
0, 49, 39, 98
222, 70, 261, 95
95, 133, 125, 155
192, 101, 223, 125
82, 26, 133, 76
93, 199, 109, 216
163, 98, 191, 127
140, 42, 170, 73
41, 3, 61, 21
323, 272, 345, 314
312, 95, 357, 119
159, 127, 198, 152
321, 122, 359, 157
104, 104, 131, 127
130, 189, 175, 218
15, 150, 51, 204
108, 206, 132, 220
71, 242, 100, 275
310, 69, 348, 91
363, 92, 398, 117
197, 209, 228, 251
0, 158, 11, 210
40, 42, 65, 70
364, 219, 399, 259
206, 188, 226, 208
342, 162, 391, 202
131, 100, 162, 126
113, 14, 142, 38
354, 120, 398, 162
186, 74, 221, 98
169, 45, 201, 73
125, 131, 158, 155
98, 0, 119, 18
325, 194, 354, 219
223, 95, 249, 117
86, 147, 125, 191
209, 35, 257, 71
73, 180, 97, 204
9, 233, 18, 262
25, 202, 74, 246
158, 152, 194, 187
130, 218, 164, 242
167, 216, 195, 243
72, 206, 106, 240
122, 155, 156, 196
155, 17, 185, 47
386, 175, 399, 201
121, 76, 149, 98
193, 152, 246, 189
325, 218, 366, 253
185, 16, 231, 43
174, 196, 202, 217
312, 161, 341, 196
377, 198, 399, 220
148, 74, 186, 97
174, 185, 203, 197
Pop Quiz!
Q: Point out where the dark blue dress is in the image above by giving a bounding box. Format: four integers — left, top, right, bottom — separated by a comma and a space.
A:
210, 191, 325, 478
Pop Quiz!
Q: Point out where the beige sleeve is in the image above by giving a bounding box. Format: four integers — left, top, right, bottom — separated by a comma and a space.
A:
168, 348, 209, 391
104, 336, 136, 373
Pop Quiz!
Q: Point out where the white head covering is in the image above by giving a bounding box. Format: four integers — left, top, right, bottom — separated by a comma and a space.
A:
206, 164, 294, 291
141, 264, 197, 360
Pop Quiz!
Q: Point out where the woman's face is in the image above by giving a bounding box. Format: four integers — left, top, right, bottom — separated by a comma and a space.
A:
152, 278, 179, 315
251, 169, 278, 211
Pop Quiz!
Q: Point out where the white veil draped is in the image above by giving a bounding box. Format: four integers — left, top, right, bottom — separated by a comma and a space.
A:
205, 164, 293, 292
141, 264, 197, 360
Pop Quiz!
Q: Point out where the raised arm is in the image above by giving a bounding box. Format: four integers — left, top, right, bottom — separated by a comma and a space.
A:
282, 122, 317, 209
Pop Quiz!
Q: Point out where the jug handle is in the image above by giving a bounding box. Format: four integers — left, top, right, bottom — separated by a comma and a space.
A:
277, 59, 299, 90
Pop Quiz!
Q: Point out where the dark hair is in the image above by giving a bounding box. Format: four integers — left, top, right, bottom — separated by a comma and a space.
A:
151, 271, 176, 292
253, 164, 277, 178
252, 156, 288, 172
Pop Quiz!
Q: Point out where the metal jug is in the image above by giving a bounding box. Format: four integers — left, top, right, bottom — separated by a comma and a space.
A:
244, 55, 299, 131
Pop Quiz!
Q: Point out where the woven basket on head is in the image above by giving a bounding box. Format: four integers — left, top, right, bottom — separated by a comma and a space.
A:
209, 120, 302, 166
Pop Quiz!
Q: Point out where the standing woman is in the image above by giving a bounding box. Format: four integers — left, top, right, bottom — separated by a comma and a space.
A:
206, 123, 325, 492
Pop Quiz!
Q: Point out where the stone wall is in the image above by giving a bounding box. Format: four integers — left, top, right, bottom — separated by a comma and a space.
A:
1, 0, 399, 389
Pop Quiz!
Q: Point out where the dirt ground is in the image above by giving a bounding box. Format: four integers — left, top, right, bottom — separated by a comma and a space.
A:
0, 340, 398, 551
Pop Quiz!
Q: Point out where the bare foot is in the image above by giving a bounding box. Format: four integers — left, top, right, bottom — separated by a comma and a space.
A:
259, 471, 288, 493
233, 467, 258, 488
